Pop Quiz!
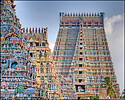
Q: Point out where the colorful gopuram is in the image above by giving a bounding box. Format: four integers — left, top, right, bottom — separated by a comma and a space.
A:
22, 27, 59, 99
1, 0, 120, 99
52, 12, 120, 99
0, 0, 59, 99
0, 0, 39, 99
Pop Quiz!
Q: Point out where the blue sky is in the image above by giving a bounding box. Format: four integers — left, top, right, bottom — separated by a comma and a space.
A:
15, 1, 124, 45
15, 1, 124, 94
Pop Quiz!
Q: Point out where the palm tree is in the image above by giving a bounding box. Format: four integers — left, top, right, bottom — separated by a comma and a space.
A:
104, 76, 119, 99
120, 89, 125, 98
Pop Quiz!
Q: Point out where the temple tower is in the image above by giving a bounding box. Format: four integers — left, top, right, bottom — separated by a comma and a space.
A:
0, 0, 37, 99
22, 27, 59, 99
53, 12, 120, 99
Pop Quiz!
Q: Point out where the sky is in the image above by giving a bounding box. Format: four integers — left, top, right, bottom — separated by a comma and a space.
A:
14, 1, 124, 94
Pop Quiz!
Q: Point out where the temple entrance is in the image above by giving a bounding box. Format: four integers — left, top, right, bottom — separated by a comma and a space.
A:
75, 85, 85, 92
11, 62, 18, 69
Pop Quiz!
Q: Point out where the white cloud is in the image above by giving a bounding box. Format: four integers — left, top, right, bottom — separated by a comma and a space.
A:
104, 14, 123, 35
104, 14, 124, 94
49, 42, 55, 52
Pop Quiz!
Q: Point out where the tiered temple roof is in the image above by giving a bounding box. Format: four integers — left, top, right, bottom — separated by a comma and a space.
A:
22, 27, 59, 99
52, 12, 120, 99
0, 0, 120, 99
1, 0, 39, 99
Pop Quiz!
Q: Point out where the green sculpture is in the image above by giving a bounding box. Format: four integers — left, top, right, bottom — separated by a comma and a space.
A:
17, 84, 24, 94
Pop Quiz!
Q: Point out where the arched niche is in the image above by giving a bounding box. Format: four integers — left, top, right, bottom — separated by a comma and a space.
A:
11, 62, 18, 69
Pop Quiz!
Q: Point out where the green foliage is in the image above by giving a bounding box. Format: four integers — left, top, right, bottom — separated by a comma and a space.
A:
120, 95, 125, 98
94, 96, 99, 100
90, 96, 99, 100
122, 89, 125, 96
104, 76, 119, 98
120, 89, 125, 98
90, 96, 94, 100
17, 85, 24, 94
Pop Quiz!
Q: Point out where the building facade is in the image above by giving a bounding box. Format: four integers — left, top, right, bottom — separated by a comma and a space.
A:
0, 0, 59, 99
52, 12, 120, 99
1, 0, 120, 99
22, 27, 59, 99
0, 0, 38, 99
